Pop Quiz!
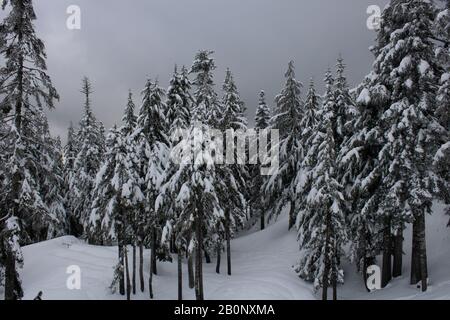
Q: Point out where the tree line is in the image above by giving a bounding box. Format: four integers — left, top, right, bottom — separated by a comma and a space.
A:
0, 0, 449, 301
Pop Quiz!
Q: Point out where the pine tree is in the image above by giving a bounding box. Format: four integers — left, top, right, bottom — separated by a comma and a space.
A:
159, 119, 224, 300
366, 0, 443, 290
434, 0, 450, 222
190, 50, 220, 125
295, 71, 347, 300
216, 68, 248, 275
134, 78, 170, 291
69, 77, 105, 241
0, 0, 59, 300
264, 61, 303, 229
251, 90, 271, 230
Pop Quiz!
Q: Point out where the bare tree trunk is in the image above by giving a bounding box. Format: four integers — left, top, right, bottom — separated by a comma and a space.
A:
411, 212, 428, 291
188, 251, 195, 289
225, 208, 232, 276
124, 246, 131, 301
392, 229, 403, 278
149, 246, 154, 299
288, 200, 295, 230
118, 237, 125, 296
260, 210, 265, 230
195, 211, 204, 300
132, 244, 136, 295
322, 212, 332, 301
204, 249, 211, 264
178, 250, 183, 301
151, 228, 157, 275
381, 217, 392, 288
139, 241, 144, 292
216, 244, 221, 274
411, 218, 419, 285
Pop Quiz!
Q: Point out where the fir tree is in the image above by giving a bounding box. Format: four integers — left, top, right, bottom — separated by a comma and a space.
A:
69, 77, 105, 241
0, 0, 59, 300
264, 61, 303, 229
365, 0, 443, 290
295, 71, 347, 300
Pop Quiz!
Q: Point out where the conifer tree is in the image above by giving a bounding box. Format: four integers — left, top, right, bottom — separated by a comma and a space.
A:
0, 0, 59, 300
264, 61, 303, 229
296, 70, 347, 300
69, 77, 105, 240
251, 90, 271, 230
364, 0, 443, 290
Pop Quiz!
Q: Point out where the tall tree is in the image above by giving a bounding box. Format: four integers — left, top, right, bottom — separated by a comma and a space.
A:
295, 70, 347, 300
264, 61, 303, 229
0, 0, 59, 300
69, 77, 105, 241
366, 0, 443, 290
251, 90, 271, 230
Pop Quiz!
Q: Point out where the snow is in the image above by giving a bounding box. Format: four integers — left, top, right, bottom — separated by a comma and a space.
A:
3, 204, 449, 300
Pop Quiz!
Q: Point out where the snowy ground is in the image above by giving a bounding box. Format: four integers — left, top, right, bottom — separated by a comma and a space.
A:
3, 203, 449, 300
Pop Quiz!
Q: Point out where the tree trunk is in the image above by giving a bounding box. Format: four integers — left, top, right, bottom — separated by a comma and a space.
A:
124, 246, 131, 301
118, 241, 125, 296
132, 244, 136, 295
260, 210, 265, 230
413, 212, 428, 292
288, 200, 295, 230
139, 241, 144, 292
4, 253, 21, 300
151, 228, 157, 275
332, 278, 337, 301
178, 251, 183, 301
149, 246, 154, 299
225, 208, 232, 276
322, 213, 332, 301
381, 217, 392, 288
204, 250, 211, 264
195, 210, 204, 300
216, 244, 221, 274
392, 229, 403, 278
188, 252, 195, 289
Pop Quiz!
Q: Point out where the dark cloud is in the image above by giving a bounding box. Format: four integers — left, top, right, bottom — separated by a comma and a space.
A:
22, 0, 389, 140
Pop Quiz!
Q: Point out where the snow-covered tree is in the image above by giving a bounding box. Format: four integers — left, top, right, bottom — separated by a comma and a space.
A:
166, 66, 192, 135
0, 0, 59, 300
264, 61, 303, 229
215, 68, 248, 275
364, 0, 443, 290
158, 119, 224, 300
434, 0, 450, 221
134, 78, 170, 286
69, 77, 105, 240
251, 90, 271, 230
295, 72, 347, 300
190, 50, 220, 125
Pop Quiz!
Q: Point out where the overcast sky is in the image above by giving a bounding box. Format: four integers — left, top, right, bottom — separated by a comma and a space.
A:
19, 0, 389, 140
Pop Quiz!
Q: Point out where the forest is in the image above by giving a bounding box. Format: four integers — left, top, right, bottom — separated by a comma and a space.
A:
0, 0, 449, 301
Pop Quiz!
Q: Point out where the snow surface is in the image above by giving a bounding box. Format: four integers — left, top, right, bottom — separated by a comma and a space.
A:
2, 204, 449, 300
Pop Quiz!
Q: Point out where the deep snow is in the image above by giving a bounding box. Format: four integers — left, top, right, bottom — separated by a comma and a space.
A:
4, 203, 449, 300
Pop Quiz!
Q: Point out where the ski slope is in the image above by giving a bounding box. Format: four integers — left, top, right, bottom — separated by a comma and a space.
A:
6, 203, 450, 300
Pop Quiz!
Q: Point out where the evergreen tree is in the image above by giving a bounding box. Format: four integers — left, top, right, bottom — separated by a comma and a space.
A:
135, 78, 170, 289
216, 68, 248, 275
0, 0, 59, 300
365, 0, 443, 290
69, 77, 105, 240
190, 50, 220, 124
434, 0, 450, 221
295, 71, 347, 300
251, 90, 271, 230
264, 61, 303, 229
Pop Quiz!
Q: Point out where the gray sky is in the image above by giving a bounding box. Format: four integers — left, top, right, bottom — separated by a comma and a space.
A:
26, 0, 389, 140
